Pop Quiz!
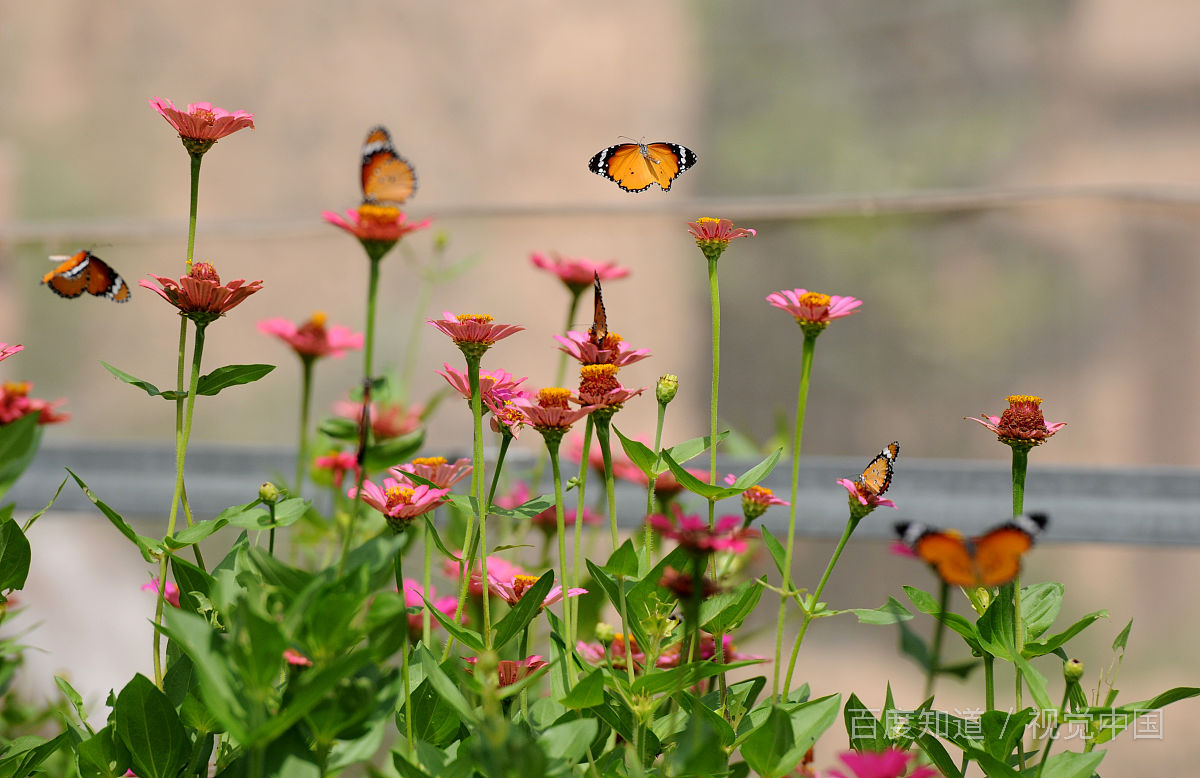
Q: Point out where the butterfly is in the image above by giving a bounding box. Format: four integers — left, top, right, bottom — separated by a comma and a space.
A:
589, 272, 608, 345
856, 441, 900, 497
361, 126, 417, 206
587, 140, 697, 192
42, 251, 131, 303
894, 513, 1049, 588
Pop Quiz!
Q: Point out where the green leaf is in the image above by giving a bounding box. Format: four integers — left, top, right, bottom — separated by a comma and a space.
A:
612, 427, 659, 478
560, 668, 606, 709
0, 413, 42, 502
914, 732, 962, 778
101, 362, 169, 398
979, 708, 1035, 760
760, 528, 788, 580
604, 539, 639, 578
702, 579, 764, 633
1021, 582, 1064, 641
832, 596, 913, 625
76, 725, 131, 778
55, 675, 91, 731
66, 469, 158, 562
538, 718, 598, 764
491, 570, 554, 651
903, 585, 981, 649
163, 517, 228, 550
414, 645, 477, 724
740, 704, 794, 778
1024, 610, 1108, 658
660, 447, 781, 501
0, 519, 31, 593
666, 716, 729, 777
843, 693, 886, 752
158, 608, 249, 742
423, 593, 484, 652
663, 431, 731, 467
193, 363, 275, 396
1038, 750, 1105, 778
114, 674, 189, 778
422, 516, 460, 561
1011, 651, 1054, 712
1087, 685, 1200, 744
21, 475, 68, 533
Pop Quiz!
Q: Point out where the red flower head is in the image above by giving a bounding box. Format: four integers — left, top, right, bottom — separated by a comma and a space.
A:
967, 395, 1066, 450
258, 312, 363, 361
464, 655, 549, 687
313, 450, 359, 489
724, 474, 788, 524
486, 398, 527, 439
837, 478, 898, 520
555, 330, 651, 368
530, 251, 631, 295
429, 312, 523, 361
140, 262, 263, 326
512, 388, 596, 447
347, 477, 449, 533
0, 343, 23, 364
437, 363, 528, 406
828, 748, 940, 778
687, 217, 756, 262
647, 506, 751, 555
0, 381, 69, 426
323, 206, 431, 262
577, 364, 644, 418
767, 288, 862, 337
149, 97, 254, 155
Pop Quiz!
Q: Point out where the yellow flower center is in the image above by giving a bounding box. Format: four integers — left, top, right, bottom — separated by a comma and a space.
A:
457, 314, 494, 324
192, 108, 216, 125
3, 381, 29, 396
799, 292, 830, 307
511, 574, 541, 600
412, 456, 447, 466
357, 204, 400, 224
580, 364, 618, 380
384, 486, 416, 509
696, 217, 720, 224
189, 262, 220, 283
309, 311, 327, 327
1007, 394, 1043, 405
537, 387, 571, 409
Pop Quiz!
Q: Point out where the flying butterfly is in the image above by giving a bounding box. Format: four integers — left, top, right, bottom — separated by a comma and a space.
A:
589, 272, 608, 346
587, 140, 697, 193
42, 251, 131, 303
856, 441, 900, 497
894, 513, 1049, 588
361, 126, 417, 206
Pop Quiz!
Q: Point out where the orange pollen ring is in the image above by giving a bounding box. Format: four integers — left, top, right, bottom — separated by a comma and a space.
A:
411, 456, 447, 466
799, 292, 831, 306
1007, 394, 1043, 405
457, 314, 494, 324
580, 364, 618, 380
537, 387, 572, 408
385, 486, 415, 505
511, 575, 541, 599
192, 108, 216, 125
357, 203, 400, 223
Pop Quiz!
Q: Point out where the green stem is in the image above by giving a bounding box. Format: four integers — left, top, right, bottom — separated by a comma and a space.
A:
595, 419, 619, 551
985, 655, 996, 711
294, 357, 314, 498
1035, 685, 1072, 778
267, 501, 277, 556
573, 417, 594, 641
186, 152, 202, 269
707, 257, 721, 520
547, 442, 575, 687
645, 401, 667, 553
773, 332, 817, 700
363, 257, 381, 382
394, 544, 414, 752
782, 514, 860, 696
924, 579, 950, 699
466, 355, 492, 649
1011, 445, 1029, 766
154, 320, 207, 687
422, 521, 433, 647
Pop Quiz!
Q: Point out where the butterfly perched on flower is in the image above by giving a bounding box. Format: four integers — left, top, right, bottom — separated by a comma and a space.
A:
856, 441, 900, 497
894, 513, 1049, 588
589, 272, 608, 346
42, 251, 130, 303
587, 140, 697, 192
361, 126, 417, 206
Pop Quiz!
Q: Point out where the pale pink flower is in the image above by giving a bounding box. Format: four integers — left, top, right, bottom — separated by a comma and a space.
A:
511, 388, 595, 431
687, 217, 756, 243
348, 478, 449, 532
828, 748, 939, 778
401, 578, 459, 640
323, 206, 431, 244
837, 478, 897, 510
140, 263, 262, 322
464, 655, 549, 687
257, 313, 362, 360
313, 450, 359, 489
394, 456, 472, 489
141, 578, 180, 608
436, 363, 528, 405
647, 507, 750, 554
428, 312, 523, 348
724, 474, 788, 523
443, 554, 528, 597
767, 288, 862, 328
0, 343, 22, 364
0, 381, 69, 426
149, 98, 254, 143
577, 363, 645, 411
555, 330, 651, 368
967, 394, 1066, 447
283, 648, 313, 667
335, 398, 423, 440
486, 571, 586, 609
530, 251, 630, 294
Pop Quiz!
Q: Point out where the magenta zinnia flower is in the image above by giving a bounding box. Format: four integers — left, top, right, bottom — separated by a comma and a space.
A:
486, 398, 527, 439
647, 507, 750, 554
437, 363, 528, 406
967, 394, 1066, 448
723, 474, 788, 523
150, 98, 254, 153
0, 381, 69, 426
334, 397, 423, 440
0, 343, 23, 364
324, 206, 431, 245
401, 578, 459, 640
530, 251, 631, 294
141, 263, 262, 325
443, 554, 529, 597
512, 388, 595, 432
394, 456, 472, 489
767, 288, 863, 335
837, 478, 898, 515
283, 648, 313, 667
464, 655, 549, 687
555, 330, 651, 368
577, 635, 646, 670
313, 450, 359, 488
828, 748, 940, 778
687, 217, 756, 262
428, 312, 523, 358
348, 478, 449, 532
258, 312, 362, 360
141, 578, 180, 608
486, 571, 587, 609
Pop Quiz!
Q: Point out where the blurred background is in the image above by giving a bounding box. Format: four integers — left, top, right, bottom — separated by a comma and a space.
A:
2, 0, 1199, 774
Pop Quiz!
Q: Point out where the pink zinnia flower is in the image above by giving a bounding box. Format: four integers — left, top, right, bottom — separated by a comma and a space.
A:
0, 381, 69, 426
335, 397, 423, 440
348, 478, 449, 532
656, 633, 767, 668
555, 330, 651, 368
687, 217, 756, 261
141, 578, 180, 608
530, 252, 631, 294
257, 312, 362, 360
443, 554, 528, 597
577, 634, 645, 670
323, 205, 431, 246
313, 450, 359, 489
486, 571, 586, 609
428, 312, 523, 356
724, 474, 788, 523
394, 456, 472, 489
511, 388, 595, 433
283, 648, 313, 667
837, 478, 898, 512
140, 263, 262, 324
577, 364, 644, 414
149, 98, 254, 153
828, 748, 940, 778
967, 394, 1066, 448
486, 398, 527, 439
401, 578, 459, 640
437, 363, 528, 406
767, 288, 863, 335
0, 343, 22, 364
647, 507, 750, 554
464, 655, 549, 687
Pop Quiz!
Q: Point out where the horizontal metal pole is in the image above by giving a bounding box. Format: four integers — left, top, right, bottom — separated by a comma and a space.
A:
8, 442, 1198, 546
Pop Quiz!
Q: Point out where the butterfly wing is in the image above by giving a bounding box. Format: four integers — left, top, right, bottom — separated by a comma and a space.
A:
361, 126, 417, 206
85, 256, 131, 303
913, 532, 979, 587
589, 273, 608, 344
642, 142, 697, 191
588, 142, 697, 192
856, 441, 899, 496
973, 514, 1047, 587
42, 251, 92, 299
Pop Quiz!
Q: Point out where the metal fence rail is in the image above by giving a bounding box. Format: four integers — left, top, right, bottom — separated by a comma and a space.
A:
9, 443, 1199, 546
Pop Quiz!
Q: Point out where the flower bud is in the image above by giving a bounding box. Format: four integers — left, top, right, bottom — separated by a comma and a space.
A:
259, 482, 281, 504
1064, 658, 1084, 683
656, 374, 678, 405
594, 622, 616, 644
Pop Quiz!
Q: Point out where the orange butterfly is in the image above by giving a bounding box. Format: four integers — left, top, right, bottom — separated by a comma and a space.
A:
894, 513, 1049, 588
856, 441, 900, 497
361, 126, 417, 206
587, 140, 697, 192
589, 272, 608, 345
42, 251, 130, 303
